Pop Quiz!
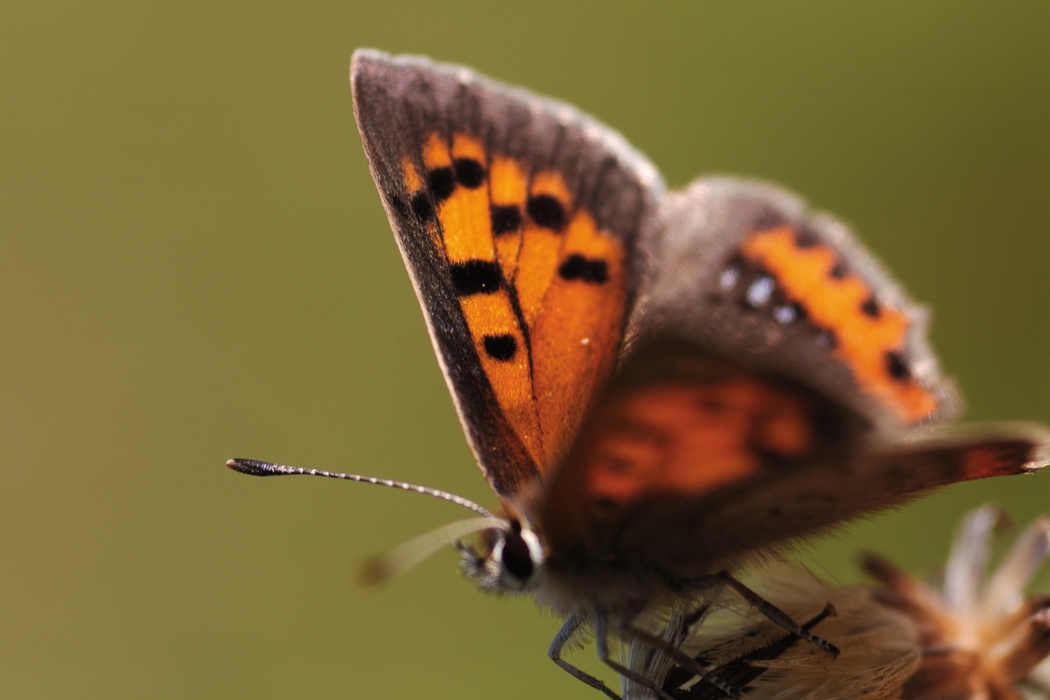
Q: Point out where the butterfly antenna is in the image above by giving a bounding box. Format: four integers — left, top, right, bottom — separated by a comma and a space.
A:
226, 458, 495, 518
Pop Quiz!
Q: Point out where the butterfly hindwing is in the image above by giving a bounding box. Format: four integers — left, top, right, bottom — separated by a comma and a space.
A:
542, 339, 1049, 578
630, 178, 959, 433
616, 423, 1050, 581
351, 50, 664, 497
540, 339, 866, 559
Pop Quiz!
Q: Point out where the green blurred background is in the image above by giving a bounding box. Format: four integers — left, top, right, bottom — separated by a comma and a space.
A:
2, 2, 1048, 698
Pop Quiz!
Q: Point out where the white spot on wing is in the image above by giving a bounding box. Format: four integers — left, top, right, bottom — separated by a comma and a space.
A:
773, 304, 797, 324
747, 276, 775, 307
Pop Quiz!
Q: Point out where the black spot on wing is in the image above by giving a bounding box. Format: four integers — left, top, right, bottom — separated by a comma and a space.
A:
885, 350, 911, 381
410, 192, 435, 221
861, 296, 880, 318
526, 195, 566, 231
453, 158, 485, 189
450, 260, 502, 296
491, 205, 522, 235
558, 254, 608, 284
482, 334, 518, 361
427, 167, 456, 201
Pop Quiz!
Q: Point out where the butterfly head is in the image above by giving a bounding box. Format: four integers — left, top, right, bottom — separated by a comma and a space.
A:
457, 517, 545, 594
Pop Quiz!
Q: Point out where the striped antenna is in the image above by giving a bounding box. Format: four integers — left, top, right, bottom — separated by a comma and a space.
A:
226, 458, 495, 518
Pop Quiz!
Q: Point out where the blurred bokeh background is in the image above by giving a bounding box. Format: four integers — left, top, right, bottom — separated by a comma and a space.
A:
2, 2, 1048, 698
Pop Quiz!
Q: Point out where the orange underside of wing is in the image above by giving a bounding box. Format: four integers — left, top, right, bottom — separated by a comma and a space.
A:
958, 441, 1041, 480
542, 374, 818, 551
741, 227, 938, 425
583, 380, 814, 504
530, 209, 628, 470
400, 133, 629, 482
490, 156, 526, 281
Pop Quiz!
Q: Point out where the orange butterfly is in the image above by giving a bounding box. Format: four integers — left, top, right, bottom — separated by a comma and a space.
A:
228, 50, 1050, 699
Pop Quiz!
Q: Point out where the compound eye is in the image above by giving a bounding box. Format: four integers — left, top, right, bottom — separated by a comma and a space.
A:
500, 528, 534, 581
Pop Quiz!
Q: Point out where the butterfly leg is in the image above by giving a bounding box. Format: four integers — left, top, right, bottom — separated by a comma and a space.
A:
549, 615, 623, 700
593, 611, 681, 700
704, 571, 840, 657
618, 610, 739, 698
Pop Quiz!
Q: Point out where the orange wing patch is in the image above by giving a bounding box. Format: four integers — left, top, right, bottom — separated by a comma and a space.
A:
541, 373, 817, 553
530, 209, 629, 469
741, 227, 938, 424
397, 133, 630, 475
516, 172, 573, 326
958, 440, 1043, 481
583, 379, 814, 505
489, 157, 527, 281
414, 133, 541, 460
424, 133, 493, 262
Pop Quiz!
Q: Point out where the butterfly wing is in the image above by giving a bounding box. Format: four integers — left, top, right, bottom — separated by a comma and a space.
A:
539, 179, 1049, 579
587, 413, 1047, 580
630, 178, 960, 431
351, 50, 664, 497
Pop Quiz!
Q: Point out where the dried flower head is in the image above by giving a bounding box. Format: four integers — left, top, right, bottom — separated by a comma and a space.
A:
863, 506, 1050, 700
622, 506, 1050, 700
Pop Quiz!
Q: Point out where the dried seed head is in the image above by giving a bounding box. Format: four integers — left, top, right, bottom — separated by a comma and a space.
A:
863, 506, 1050, 700
623, 506, 1050, 700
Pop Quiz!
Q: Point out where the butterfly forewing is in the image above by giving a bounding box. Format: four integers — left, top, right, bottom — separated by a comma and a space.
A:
352, 50, 664, 497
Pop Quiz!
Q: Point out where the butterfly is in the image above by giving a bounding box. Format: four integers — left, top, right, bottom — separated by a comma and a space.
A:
228, 49, 1050, 700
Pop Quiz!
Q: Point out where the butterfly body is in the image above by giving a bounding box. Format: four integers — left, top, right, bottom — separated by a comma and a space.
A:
232, 49, 1050, 699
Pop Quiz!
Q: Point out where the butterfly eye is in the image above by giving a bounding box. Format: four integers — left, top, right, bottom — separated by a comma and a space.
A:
501, 530, 534, 581
499, 521, 544, 583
